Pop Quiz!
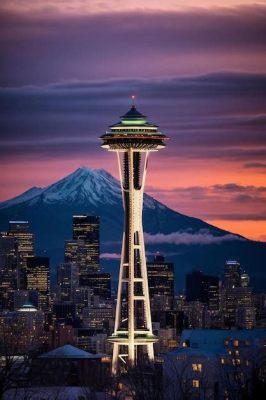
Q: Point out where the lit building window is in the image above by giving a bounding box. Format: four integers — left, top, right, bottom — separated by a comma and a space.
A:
221, 358, 225, 364
233, 340, 239, 347
192, 380, 200, 388
192, 363, 202, 372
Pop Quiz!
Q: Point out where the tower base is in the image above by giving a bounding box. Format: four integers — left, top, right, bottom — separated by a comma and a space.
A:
108, 333, 158, 375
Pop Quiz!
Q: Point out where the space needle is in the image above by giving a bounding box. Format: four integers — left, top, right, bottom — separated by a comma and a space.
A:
100, 98, 167, 374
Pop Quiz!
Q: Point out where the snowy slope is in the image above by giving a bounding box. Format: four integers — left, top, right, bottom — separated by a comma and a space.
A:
0, 167, 164, 210
0, 187, 43, 210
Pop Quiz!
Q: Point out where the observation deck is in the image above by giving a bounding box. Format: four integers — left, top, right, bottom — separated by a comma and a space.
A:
100, 105, 168, 150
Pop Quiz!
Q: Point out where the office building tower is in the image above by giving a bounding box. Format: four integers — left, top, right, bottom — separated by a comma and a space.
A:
224, 260, 241, 289
53, 303, 76, 321
26, 257, 50, 311
57, 262, 79, 302
8, 221, 34, 289
79, 272, 111, 300
82, 304, 114, 330
101, 103, 167, 373
222, 286, 254, 328
16, 302, 45, 348
222, 260, 254, 328
147, 254, 174, 309
186, 270, 220, 311
72, 215, 100, 273
0, 234, 17, 310
241, 273, 250, 288
73, 286, 93, 315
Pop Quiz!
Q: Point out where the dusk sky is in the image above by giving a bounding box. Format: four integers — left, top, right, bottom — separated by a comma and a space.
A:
0, 1, 266, 240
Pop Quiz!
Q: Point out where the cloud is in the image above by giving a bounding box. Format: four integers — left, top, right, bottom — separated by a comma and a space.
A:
0, 6, 266, 86
146, 183, 266, 222
212, 183, 266, 194
100, 252, 121, 260
244, 162, 266, 169
148, 182, 266, 197
144, 229, 243, 245
0, 73, 266, 164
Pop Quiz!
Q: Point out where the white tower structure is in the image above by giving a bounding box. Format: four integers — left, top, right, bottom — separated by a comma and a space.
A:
100, 103, 167, 374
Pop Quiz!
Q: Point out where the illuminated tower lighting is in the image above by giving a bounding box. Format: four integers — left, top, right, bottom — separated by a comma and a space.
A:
100, 103, 167, 374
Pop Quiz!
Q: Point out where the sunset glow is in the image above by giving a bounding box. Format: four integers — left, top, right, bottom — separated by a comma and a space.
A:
0, 1, 266, 240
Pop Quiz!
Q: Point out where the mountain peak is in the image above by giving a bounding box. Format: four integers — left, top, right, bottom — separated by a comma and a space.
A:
26, 167, 122, 207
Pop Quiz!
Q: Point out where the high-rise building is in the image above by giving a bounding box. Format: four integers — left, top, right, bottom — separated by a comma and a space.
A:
186, 270, 220, 311
16, 302, 45, 348
147, 254, 174, 309
26, 257, 50, 311
73, 286, 93, 315
224, 260, 241, 289
101, 104, 167, 373
241, 273, 250, 288
222, 261, 254, 329
8, 221, 34, 289
53, 302, 76, 321
0, 234, 17, 310
79, 272, 111, 300
64, 239, 84, 264
82, 304, 114, 330
72, 215, 100, 273
57, 262, 79, 302
222, 286, 254, 328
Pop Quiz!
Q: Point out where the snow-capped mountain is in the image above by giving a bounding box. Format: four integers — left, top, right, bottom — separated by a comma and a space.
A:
0, 167, 159, 210
0, 167, 265, 291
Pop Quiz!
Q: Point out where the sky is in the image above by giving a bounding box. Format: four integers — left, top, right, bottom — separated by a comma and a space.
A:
0, 1, 266, 240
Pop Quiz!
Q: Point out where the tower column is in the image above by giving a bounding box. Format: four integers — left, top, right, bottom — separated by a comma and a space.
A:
100, 104, 167, 374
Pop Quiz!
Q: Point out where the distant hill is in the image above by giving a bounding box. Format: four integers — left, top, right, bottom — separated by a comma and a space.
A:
0, 167, 265, 291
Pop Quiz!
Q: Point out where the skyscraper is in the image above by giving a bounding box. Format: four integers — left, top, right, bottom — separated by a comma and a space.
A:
79, 272, 111, 300
186, 270, 220, 311
8, 221, 34, 289
147, 254, 174, 309
222, 260, 254, 328
101, 104, 167, 373
26, 256, 50, 311
224, 260, 241, 289
0, 233, 17, 310
72, 215, 100, 274
57, 262, 79, 302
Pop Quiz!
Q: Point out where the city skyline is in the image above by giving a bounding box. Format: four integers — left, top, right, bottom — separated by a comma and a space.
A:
1, 0, 266, 241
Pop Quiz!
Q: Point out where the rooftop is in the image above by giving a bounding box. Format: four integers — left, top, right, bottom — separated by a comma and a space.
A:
121, 105, 146, 120
39, 344, 103, 359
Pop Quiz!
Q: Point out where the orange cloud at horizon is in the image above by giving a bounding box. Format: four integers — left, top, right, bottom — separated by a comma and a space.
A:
207, 220, 266, 242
